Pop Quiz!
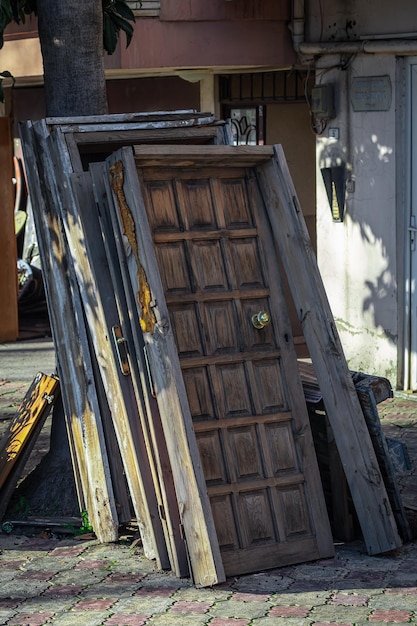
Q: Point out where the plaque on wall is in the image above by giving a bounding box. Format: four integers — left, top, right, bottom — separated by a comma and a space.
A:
351, 75, 392, 112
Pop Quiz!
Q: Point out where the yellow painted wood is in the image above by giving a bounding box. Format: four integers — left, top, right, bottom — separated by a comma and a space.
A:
0, 373, 59, 489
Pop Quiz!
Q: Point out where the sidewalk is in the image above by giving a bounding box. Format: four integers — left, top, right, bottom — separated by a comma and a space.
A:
1, 337, 417, 625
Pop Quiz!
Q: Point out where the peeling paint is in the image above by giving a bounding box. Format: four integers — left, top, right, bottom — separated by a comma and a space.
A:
109, 161, 156, 334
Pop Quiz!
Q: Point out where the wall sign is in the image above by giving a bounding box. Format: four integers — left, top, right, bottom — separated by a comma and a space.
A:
351, 75, 392, 112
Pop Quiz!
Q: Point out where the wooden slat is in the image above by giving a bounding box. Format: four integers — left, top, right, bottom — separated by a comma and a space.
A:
133, 144, 274, 168
0, 373, 59, 520
19, 120, 119, 544
65, 167, 170, 569
89, 161, 189, 577
46, 110, 213, 126
257, 144, 401, 555
104, 147, 225, 588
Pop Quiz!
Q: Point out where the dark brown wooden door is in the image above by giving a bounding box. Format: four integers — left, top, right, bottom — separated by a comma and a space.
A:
135, 154, 334, 576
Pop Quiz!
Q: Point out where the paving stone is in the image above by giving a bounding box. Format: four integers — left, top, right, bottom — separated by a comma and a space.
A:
112, 595, 174, 613
168, 600, 213, 614
208, 599, 269, 619
268, 605, 311, 618
210, 617, 249, 626
232, 592, 270, 602
330, 592, 369, 606
51, 610, 110, 625
369, 609, 413, 622
145, 613, 209, 625
309, 604, 370, 622
72, 597, 117, 611
250, 617, 307, 625
368, 593, 417, 610
171, 586, 232, 602
232, 573, 293, 593
7, 611, 55, 625
268, 590, 332, 605
104, 614, 150, 625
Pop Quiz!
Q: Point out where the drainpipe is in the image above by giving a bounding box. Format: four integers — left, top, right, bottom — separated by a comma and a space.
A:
290, 0, 305, 53
299, 39, 417, 56
290, 1, 417, 57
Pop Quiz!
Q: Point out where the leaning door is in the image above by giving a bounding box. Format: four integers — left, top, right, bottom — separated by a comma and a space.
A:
131, 146, 334, 576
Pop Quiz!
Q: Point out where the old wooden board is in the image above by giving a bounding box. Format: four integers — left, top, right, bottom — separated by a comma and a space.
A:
105, 145, 334, 580
90, 161, 189, 577
256, 145, 401, 554
19, 120, 119, 544
104, 148, 226, 587
46, 110, 215, 126
0, 373, 59, 520
50, 113, 229, 175
64, 166, 170, 568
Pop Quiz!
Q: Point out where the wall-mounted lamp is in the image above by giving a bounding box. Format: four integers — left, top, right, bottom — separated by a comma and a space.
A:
321, 165, 346, 222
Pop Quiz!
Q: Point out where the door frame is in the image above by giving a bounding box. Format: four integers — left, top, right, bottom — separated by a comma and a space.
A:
402, 57, 417, 390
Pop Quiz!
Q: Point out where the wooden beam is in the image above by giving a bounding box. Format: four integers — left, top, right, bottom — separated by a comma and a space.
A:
256, 145, 401, 555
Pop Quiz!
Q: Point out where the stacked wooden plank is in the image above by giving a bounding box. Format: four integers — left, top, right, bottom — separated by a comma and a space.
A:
19, 112, 404, 586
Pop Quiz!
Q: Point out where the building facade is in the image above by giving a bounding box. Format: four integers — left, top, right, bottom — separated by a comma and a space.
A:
3, 0, 417, 391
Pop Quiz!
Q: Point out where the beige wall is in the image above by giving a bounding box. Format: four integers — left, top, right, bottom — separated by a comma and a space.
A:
266, 102, 316, 249
266, 101, 316, 355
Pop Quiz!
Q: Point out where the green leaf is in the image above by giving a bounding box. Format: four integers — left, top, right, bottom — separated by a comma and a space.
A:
103, 13, 119, 55
108, 11, 134, 47
114, 0, 135, 22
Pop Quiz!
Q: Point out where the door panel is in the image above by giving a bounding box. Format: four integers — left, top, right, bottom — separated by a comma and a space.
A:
136, 160, 334, 575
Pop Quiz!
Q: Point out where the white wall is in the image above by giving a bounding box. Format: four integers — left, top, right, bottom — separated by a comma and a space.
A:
316, 54, 399, 383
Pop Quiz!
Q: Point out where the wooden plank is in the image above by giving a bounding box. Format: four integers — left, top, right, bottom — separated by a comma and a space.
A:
0, 373, 59, 520
354, 378, 412, 542
69, 126, 223, 152
19, 120, 119, 544
65, 167, 170, 569
104, 147, 225, 587
0, 117, 18, 341
256, 144, 401, 555
133, 144, 274, 167
89, 161, 189, 577
46, 110, 214, 126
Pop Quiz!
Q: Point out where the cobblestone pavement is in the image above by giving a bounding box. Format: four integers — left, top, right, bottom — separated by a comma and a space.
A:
1, 338, 417, 625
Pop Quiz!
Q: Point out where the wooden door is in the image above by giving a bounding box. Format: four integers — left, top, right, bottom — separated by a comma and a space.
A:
117, 146, 334, 577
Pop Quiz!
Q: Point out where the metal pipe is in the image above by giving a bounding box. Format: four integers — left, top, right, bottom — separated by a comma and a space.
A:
299, 39, 417, 56
290, 0, 305, 52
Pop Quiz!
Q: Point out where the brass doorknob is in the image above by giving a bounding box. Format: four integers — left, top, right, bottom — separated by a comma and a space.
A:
251, 311, 271, 329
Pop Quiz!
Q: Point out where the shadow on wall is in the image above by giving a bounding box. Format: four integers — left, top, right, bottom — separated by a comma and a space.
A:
318, 131, 398, 352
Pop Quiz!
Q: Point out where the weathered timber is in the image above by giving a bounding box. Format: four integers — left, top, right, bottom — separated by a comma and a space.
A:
19, 120, 119, 544
46, 110, 215, 126
256, 144, 401, 554
0, 373, 59, 521
90, 161, 189, 577
133, 144, 273, 168
104, 147, 226, 588
65, 166, 170, 568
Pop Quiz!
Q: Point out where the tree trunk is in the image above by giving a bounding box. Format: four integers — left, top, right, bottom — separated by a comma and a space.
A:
37, 0, 108, 117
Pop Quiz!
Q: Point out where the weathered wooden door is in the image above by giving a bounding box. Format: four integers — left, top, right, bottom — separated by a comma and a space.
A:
107, 146, 334, 578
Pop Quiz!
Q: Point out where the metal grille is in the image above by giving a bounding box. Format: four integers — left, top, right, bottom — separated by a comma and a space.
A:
219, 70, 312, 105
